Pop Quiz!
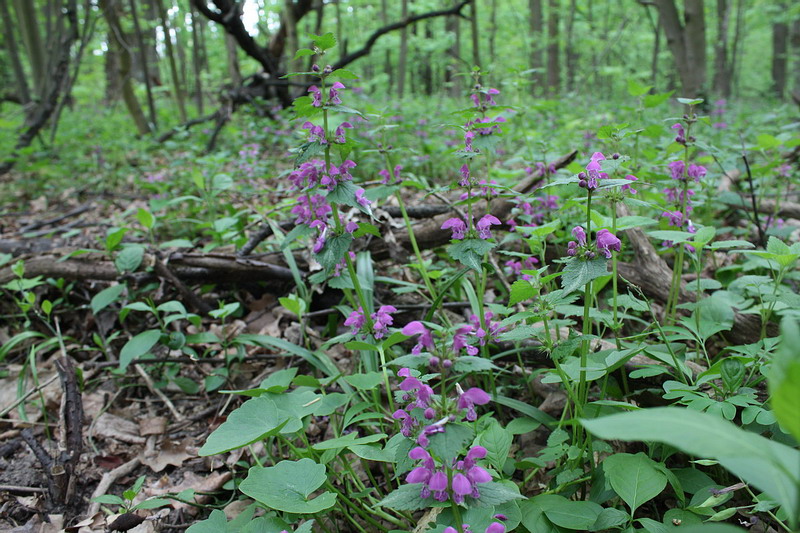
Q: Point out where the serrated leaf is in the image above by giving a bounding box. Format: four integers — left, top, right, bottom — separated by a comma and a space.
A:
509, 279, 536, 305
378, 483, 432, 511
428, 424, 474, 463
560, 257, 609, 295
480, 421, 512, 472
448, 239, 495, 271
329, 68, 359, 80
453, 356, 499, 372
311, 32, 336, 50
315, 233, 353, 270
296, 141, 326, 165
470, 481, 524, 507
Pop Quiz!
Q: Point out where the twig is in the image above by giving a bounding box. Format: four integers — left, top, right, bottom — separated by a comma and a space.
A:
742, 152, 765, 247
135, 365, 184, 422
87, 457, 142, 517
0, 484, 47, 493
18, 204, 92, 233
153, 256, 212, 315
0, 374, 60, 418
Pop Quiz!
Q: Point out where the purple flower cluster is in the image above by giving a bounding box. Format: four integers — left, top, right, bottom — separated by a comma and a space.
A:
344, 305, 397, 339
441, 214, 502, 240
308, 81, 345, 108
402, 321, 436, 355
667, 160, 706, 183
466, 311, 506, 348
505, 256, 539, 280
445, 523, 505, 533
379, 164, 403, 185
567, 226, 621, 259
508, 194, 560, 231
578, 152, 608, 190
406, 445, 493, 504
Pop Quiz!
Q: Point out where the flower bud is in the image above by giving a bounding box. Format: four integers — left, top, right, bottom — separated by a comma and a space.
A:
311, 64, 320, 72
428, 356, 440, 368
578, 179, 587, 188
442, 359, 453, 369
612, 153, 620, 159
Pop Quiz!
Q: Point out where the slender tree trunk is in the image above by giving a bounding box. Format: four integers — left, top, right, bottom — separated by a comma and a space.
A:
546, 0, 560, 93
470, 0, 482, 72
683, 0, 706, 97
730, 0, 745, 96
489, 0, 498, 61
104, 36, 121, 104
225, 33, 242, 86
641, 2, 661, 88
446, 3, 461, 96
565, 0, 577, 91
189, 4, 203, 116
13, 0, 47, 97
792, 18, 800, 97
284, 0, 299, 74
100, 0, 151, 135
156, 0, 187, 122
772, 10, 789, 99
397, 0, 409, 98
143, 0, 162, 85
529, 0, 544, 93
1, 0, 31, 104
423, 22, 434, 94
381, 0, 392, 86
130, 0, 158, 128
713, 0, 732, 97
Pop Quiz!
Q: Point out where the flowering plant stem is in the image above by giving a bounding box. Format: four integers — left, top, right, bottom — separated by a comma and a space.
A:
394, 191, 438, 301
665, 114, 693, 323
447, 466, 466, 533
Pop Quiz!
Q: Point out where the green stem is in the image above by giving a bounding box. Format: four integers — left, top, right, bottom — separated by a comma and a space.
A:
394, 191, 437, 301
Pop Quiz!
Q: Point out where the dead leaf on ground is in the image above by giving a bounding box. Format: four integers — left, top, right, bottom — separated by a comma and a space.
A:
139, 416, 167, 436
93, 413, 146, 444
139, 436, 194, 472
142, 470, 231, 513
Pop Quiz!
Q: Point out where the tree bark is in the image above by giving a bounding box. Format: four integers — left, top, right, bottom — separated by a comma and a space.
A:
156, 0, 187, 123
564, 0, 577, 91
713, 0, 733, 97
656, 0, 706, 97
792, 18, 800, 98
283, 0, 299, 74
529, 0, 544, 93
13, 0, 46, 97
130, 0, 158, 128
546, 0, 560, 93
1, 0, 31, 105
381, 0, 392, 86
470, 0, 482, 72
397, 0, 409, 98
225, 33, 243, 86
101, 0, 151, 135
772, 12, 789, 99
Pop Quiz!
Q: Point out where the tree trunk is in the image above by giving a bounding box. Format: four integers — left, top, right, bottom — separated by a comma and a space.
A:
730, 0, 745, 96
130, 0, 158, 128
489, 0, 498, 60
792, 18, 800, 97
13, 0, 47, 97
1, 0, 31, 104
397, 0, 409, 98
713, 0, 732, 97
225, 33, 242, 86
381, 0, 392, 86
189, 3, 203, 116
656, 0, 705, 97
683, 0, 706, 97
564, 0, 577, 91
446, 3, 461, 96
546, 0, 560, 93
103, 35, 121, 104
101, 0, 151, 135
772, 12, 789, 99
529, 0, 544, 93
470, 0, 481, 72
283, 0, 299, 74
156, 0, 187, 122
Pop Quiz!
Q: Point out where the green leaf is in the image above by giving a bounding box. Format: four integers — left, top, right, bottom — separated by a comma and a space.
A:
590, 507, 629, 530
480, 421, 513, 472
471, 481, 525, 507
520, 497, 566, 533
354, 222, 381, 238
310, 32, 336, 50
494, 395, 556, 425
581, 408, 800, 523
627, 79, 652, 97
453, 356, 499, 372
542, 497, 604, 530
428, 424, 474, 463
344, 371, 384, 390
315, 233, 353, 270
199, 397, 290, 456
771, 318, 800, 442
448, 239, 495, 271
119, 329, 161, 370
281, 224, 315, 250
379, 483, 432, 511
293, 48, 316, 59
240, 459, 336, 514
328, 68, 359, 80
643, 90, 674, 108
647, 230, 696, 243
92, 494, 126, 506
677, 97, 703, 105
560, 257, 609, 295
603, 452, 668, 514
509, 279, 536, 305
115, 245, 145, 273
91, 284, 125, 314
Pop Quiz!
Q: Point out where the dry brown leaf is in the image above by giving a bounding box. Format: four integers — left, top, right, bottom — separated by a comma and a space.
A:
141, 470, 231, 513
93, 413, 146, 444
138, 417, 167, 436
139, 437, 193, 472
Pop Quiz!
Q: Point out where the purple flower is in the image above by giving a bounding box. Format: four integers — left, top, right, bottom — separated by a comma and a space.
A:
442, 217, 467, 240
344, 307, 366, 335
402, 321, 435, 354
672, 123, 686, 145
329, 82, 345, 105
459, 164, 471, 187
457, 386, 491, 421
302, 121, 327, 144
452, 326, 479, 357
308, 85, 322, 107
668, 160, 686, 181
310, 219, 327, 253
476, 214, 501, 239
595, 229, 621, 258
371, 305, 396, 339
355, 187, 371, 208
662, 210, 684, 227
687, 163, 706, 182
334, 121, 353, 143
345, 220, 358, 234
572, 226, 587, 246
622, 174, 638, 194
